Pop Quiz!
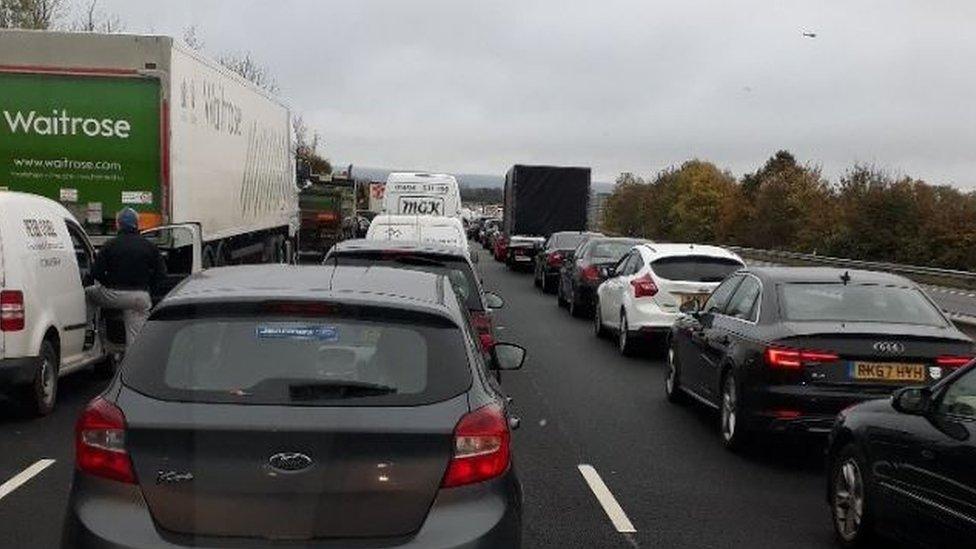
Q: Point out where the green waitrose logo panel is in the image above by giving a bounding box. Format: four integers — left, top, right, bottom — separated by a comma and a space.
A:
0, 72, 161, 218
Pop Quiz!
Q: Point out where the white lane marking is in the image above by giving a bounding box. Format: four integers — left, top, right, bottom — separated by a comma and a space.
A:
578, 464, 637, 533
0, 459, 56, 502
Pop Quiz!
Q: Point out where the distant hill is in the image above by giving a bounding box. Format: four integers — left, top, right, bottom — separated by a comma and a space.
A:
350, 166, 615, 193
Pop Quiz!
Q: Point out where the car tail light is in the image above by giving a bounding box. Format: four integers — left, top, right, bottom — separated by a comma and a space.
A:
75, 397, 136, 484
470, 310, 495, 351
936, 355, 974, 368
441, 403, 510, 488
581, 265, 600, 283
547, 252, 564, 267
0, 290, 25, 332
764, 347, 839, 370
630, 274, 658, 297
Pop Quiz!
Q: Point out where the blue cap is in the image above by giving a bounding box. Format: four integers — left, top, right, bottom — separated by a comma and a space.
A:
117, 208, 139, 232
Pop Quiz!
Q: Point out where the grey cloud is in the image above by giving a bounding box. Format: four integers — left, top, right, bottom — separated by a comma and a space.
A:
101, 0, 976, 185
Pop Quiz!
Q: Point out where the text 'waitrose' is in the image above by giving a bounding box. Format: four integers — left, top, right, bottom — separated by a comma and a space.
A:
3, 109, 131, 138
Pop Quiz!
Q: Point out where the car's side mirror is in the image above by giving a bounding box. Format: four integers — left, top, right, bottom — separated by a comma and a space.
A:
605, 266, 616, 278
484, 292, 504, 309
892, 387, 931, 415
493, 343, 525, 371
679, 299, 701, 315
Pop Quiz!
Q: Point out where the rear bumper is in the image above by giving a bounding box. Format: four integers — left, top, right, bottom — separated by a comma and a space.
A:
62, 469, 522, 548
0, 356, 38, 388
743, 385, 894, 434
628, 301, 680, 331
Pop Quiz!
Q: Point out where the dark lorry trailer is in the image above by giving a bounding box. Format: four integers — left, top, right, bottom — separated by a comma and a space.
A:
503, 165, 591, 238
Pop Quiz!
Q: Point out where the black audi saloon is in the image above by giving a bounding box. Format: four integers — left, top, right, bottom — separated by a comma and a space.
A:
826, 361, 976, 547
62, 264, 525, 548
666, 267, 974, 449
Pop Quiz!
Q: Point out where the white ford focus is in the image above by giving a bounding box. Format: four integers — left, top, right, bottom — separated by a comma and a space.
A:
594, 243, 745, 356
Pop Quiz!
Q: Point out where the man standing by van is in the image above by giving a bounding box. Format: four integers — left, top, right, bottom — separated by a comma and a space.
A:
87, 208, 166, 345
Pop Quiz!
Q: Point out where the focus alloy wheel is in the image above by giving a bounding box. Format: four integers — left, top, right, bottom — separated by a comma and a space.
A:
618, 313, 629, 355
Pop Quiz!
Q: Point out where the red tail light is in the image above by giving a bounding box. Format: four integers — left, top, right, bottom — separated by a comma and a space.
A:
0, 290, 25, 332
630, 274, 658, 297
441, 403, 510, 488
936, 355, 974, 368
546, 252, 564, 267
75, 397, 136, 484
764, 347, 839, 370
581, 265, 600, 283
469, 310, 496, 351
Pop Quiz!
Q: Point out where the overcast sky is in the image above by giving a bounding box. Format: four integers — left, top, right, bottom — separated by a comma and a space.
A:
95, 0, 976, 186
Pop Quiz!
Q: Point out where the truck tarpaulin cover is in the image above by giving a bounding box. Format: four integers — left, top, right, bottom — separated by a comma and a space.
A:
504, 165, 590, 236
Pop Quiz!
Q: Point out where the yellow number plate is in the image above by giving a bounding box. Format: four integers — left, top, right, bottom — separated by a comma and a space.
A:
851, 362, 926, 382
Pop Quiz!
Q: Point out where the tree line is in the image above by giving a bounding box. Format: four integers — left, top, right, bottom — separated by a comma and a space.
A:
603, 151, 976, 271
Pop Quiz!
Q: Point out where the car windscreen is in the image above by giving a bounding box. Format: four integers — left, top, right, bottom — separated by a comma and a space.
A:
650, 255, 744, 282
122, 304, 472, 406
589, 240, 642, 261
328, 253, 482, 310
551, 233, 588, 249
779, 283, 947, 326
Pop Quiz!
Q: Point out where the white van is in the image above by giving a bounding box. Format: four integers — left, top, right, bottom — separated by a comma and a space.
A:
0, 192, 206, 415
383, 172, 462, 217
0, 192, 109, 415
366, 215, 470, 256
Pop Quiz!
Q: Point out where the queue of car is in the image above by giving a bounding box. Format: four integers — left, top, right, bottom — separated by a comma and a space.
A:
488, 226, 976, 546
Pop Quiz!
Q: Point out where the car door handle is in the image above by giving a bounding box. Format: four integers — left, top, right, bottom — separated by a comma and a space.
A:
921, 448, 936, 460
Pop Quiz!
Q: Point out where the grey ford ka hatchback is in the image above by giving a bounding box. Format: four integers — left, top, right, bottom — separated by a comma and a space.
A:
62, 265, 524, 548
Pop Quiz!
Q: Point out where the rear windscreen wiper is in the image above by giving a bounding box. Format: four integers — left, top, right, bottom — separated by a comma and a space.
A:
391, 255, 446, 267
288, 380, 398, 400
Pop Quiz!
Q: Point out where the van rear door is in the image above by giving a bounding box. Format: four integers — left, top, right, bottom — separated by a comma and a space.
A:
141, 224, 202, 303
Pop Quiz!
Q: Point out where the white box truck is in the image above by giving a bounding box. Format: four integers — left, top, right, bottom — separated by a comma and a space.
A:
0, 30, 298, 267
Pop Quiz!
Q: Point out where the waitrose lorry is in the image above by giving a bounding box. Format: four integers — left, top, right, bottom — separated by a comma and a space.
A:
0, 30, 298, 266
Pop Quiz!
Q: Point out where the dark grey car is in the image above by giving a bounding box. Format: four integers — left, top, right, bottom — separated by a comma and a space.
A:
63, 264, 525, 548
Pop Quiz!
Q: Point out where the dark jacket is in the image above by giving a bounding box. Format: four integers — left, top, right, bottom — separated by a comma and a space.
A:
92, 231, 167, 292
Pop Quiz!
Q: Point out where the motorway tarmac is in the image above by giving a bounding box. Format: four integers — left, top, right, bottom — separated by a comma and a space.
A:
0, 249, 907, 548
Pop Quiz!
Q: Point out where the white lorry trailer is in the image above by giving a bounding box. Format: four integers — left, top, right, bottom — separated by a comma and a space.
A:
0, 30, 298, 267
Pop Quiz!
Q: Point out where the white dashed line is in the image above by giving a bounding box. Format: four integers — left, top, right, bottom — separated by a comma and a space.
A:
578, 464, 637, 533
0, 459, 56, 503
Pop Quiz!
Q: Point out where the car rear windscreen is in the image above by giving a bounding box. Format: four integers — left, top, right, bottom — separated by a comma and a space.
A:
651, 256, 743, 282
328, 253, 482, 310
122, 305, 472, 406
589, 240, 642, 261
780, 283, 947, 326
551, 233, 588, 249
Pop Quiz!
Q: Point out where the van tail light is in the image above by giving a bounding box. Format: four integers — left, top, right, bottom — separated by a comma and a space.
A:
441, 403, 510, 488
0, 290, 25, 332
469, 310, 495, 351
936, 355, 974, 369
581, 265, 600, 283
547, 252, 564, 267
75, 397, 136, 484
630, 274, 658, 298
764, 347, 839, 370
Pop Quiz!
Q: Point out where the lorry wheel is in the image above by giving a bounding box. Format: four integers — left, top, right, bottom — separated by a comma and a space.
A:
283, 238, 295, 264
202, 246, 215, 268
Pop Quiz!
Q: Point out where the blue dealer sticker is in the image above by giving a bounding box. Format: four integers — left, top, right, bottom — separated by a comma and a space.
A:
256, 325, 340, 341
